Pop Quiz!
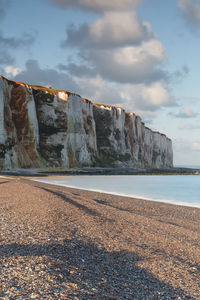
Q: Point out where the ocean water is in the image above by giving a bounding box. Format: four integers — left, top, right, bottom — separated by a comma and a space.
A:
35, 175, 200, 208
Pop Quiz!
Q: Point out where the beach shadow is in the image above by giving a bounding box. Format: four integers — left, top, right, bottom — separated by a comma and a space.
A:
174, 255, 200, 276
35, 186, 112, 222
0, 181, 9, 185
157, 219, 181, 228
93, 199, 199, 231
0, 239, 195, 299
93, 198, 135, 214
71, 192, 80, 196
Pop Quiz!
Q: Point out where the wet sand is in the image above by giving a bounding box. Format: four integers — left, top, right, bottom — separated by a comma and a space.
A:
0, 177, 200, 299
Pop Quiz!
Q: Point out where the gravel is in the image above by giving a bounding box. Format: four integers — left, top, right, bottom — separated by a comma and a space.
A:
0, 177, 199, 299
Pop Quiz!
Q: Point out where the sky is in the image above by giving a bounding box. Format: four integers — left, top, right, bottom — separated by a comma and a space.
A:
0, 0, 200, 167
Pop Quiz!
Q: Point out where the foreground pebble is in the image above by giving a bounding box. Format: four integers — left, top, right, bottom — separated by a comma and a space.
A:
0, 178, 199, 299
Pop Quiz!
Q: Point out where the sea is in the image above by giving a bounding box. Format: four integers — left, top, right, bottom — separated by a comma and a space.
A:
35, 174, 200, 208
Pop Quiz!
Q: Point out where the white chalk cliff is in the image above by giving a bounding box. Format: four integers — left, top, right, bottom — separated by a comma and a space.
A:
0, 75, 173, 170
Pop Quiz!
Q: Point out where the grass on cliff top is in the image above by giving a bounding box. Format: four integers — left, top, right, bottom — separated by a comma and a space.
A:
0, 74, 79, 97
30, 85, 81, 97
30, 85, 66, 96
93, 103, 123, 110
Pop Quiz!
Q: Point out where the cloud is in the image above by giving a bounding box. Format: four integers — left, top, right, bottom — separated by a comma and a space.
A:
0, 31, 35, 49
8, 61, 171, 118
56, 0, 174, 115
178, 123, 200, 130
173, 138, 200, 165
86, 39, 167, 84
12, 60, 79, 92
73, 75, 126, 106
72, 75, 173, 118
50, 0, 139, 12
64, 38, 167, 84
5, 59, 174, 126
170, 107, 199, 118
170, 64, 189, 84
178, 0, 200, 28
193, 141, 200, 151
120, 80, 173, 112
61, 10, 167, 85
0, 0, 27, 65
63, 12, 154, 49
0, 0, 10, 20
58, 63, 96, 77
0, 51, 14, 65
0, 31, 36, 65
4, 65, 22, 77
140, 81, 172, 107
186, 97, 200, 104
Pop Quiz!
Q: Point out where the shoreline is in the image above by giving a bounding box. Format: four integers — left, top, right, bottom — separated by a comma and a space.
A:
0, 166, 200, 177
1, 176, 200, 298
33, 175, 200, 209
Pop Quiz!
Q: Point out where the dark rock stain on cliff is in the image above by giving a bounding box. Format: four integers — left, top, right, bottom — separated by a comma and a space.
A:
0, 75, 173, 170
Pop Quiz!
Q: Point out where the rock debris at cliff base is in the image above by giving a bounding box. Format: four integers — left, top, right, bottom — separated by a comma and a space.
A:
0, 177, 199, 299
0, 75, 173, 170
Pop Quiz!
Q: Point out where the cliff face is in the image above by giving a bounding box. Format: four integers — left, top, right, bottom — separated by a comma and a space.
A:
0, 75, 173, 170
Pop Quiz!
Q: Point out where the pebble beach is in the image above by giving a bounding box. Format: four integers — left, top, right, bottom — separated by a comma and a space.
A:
0, 176, 200, 299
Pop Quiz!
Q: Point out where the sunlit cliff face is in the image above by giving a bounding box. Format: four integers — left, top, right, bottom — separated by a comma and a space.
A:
0, 75, 173, 170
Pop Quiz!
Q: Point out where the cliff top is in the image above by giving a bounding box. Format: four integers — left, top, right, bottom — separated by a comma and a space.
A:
0, 75, 67, 96
0, 74, 171, 141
